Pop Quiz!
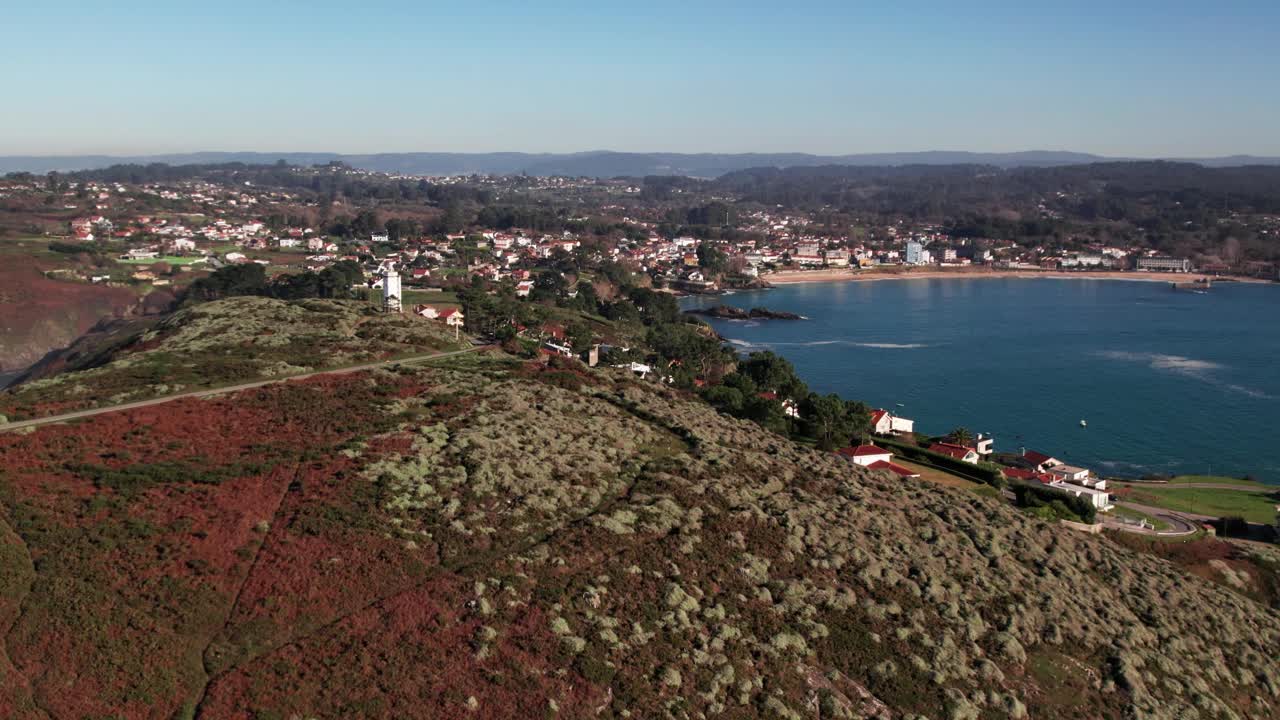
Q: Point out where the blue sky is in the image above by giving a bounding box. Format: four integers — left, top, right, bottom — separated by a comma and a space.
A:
3, 1, 1277, 156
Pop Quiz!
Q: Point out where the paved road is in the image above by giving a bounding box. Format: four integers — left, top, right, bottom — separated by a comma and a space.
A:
1109, 500, 1205, 535
0, 346, 484, 433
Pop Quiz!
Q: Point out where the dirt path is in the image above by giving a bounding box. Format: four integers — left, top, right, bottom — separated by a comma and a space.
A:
0, 346, 485, 433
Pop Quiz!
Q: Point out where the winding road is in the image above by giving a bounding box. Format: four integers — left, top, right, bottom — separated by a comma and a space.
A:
0, 346, 485, 433
1107, 501, 1203, 535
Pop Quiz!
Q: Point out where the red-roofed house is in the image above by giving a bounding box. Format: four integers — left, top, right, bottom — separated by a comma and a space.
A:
867, 460, 921, 479
836, 445, 894, 467
869, 408, 914, 435
929, 442, 980, 464
1003, 467, 1055, 485
835, 445, 921, 479
1022, 450, 1061, 470
414, 305, 465, 327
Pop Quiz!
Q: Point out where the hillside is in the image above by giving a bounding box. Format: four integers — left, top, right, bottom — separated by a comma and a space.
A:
0, 296, 464, 420
0, 263, 141, 376
0, 320, 1277, 719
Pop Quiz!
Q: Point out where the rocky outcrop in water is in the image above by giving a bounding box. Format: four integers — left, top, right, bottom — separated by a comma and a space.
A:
685, 305, 802, 320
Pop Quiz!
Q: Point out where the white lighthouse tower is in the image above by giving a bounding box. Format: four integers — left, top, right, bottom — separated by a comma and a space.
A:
381, 261, 402, 313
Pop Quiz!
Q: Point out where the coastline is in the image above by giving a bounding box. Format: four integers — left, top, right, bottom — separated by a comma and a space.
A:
761, 268, 1274, 286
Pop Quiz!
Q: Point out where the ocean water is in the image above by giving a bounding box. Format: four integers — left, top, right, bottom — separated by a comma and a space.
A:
682, 278, 1280, 482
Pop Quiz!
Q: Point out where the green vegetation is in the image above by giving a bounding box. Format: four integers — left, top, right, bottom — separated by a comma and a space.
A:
892, 459, 983, 490
117, 255, 207, 266
186, 261, 367, 302
1, 319, 1278, 719
1121, 485, 1279, 524
1013, 482, 1098, 524
0, 296, 463, 419
1162, 474, 1269, 488
875, 436, 1007, 489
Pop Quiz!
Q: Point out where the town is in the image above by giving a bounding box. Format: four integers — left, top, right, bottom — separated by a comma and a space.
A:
4, 161, 1277, 540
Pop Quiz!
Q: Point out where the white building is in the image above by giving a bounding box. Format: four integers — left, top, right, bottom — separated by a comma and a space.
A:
1048, 465, 1090, 483
823, 249, 850, 267
1048, 481, 1113, 511
870, 409, 914, 435
839, 445, 893, 467
1136, 256, 1192, 273
381, 262, 402, 313
905, 241, 926, 265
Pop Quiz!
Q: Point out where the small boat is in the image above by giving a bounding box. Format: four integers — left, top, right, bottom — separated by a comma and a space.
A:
1079, 419, 1088, 428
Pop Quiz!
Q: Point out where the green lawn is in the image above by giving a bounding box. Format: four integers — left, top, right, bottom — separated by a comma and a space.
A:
366, 289, 460, 311
893, 459, 982, 490
1121, 486, 1279, 524
117, 256, 207, 266
1164, 475, 1270, 488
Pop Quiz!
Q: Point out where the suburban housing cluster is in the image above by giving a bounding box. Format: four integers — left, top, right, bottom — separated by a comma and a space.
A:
837, 407, 1116, 513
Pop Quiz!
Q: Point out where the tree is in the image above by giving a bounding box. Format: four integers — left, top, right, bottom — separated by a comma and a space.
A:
800, 393, 860, 451
741, 395, 789, 435
626, 287, 680, 326
186, 263, 268, 302
948, 427, 974, 446
738, 351, 806, 400
696, 242, 728, 274
531, 271, 568, 302
702, 385, 746, 415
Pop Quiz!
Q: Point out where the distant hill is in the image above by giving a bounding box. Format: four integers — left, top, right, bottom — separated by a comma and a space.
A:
5, 149, 1279, 177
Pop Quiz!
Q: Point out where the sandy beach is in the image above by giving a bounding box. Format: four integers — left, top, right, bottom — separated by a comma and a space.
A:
761, 268, 1272, 286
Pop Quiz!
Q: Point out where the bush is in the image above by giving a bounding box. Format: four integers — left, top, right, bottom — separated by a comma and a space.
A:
1012, 484, 1097, 524
1215, 516, 1250, 538
875, 437, 1006, 489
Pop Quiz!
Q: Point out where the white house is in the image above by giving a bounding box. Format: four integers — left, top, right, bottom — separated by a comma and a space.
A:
1048, 465, 1090, 484
837, 445, 893, 467
929, 442, 981, 464
974, 434, 994, 456
870, 409, 914, 435
835, 444, 921, 479
1022, 450, 1061, 470
1048, 481, 1113, 511
414, 304, 464, 327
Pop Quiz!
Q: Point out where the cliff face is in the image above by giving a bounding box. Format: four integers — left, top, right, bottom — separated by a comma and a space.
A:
0, 265, 141, 373
0, 325, 1277, 719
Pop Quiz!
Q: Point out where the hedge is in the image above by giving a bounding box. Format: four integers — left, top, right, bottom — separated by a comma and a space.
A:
874, 437, 1007, 489
1012, 483, 1097, 524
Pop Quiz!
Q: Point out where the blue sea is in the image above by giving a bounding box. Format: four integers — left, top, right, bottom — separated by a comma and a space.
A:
682, 278, 1280, 482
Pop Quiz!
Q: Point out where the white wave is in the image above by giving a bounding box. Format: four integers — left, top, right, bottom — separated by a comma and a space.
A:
1096, 351, 1222, 374
852, 342, 929, 349
1095, 350, 1273, 399
766, 340, 929, 349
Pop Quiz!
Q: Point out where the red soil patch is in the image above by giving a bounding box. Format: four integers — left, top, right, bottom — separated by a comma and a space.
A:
200, 578, 606, 719
0, 372, 419, 719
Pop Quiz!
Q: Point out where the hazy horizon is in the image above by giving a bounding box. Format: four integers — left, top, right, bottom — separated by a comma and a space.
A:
6, 1, 1280, 157
4, 148, 1278, 161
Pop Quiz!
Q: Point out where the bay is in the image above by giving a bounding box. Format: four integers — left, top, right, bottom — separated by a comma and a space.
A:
682, 278, 1280, 483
